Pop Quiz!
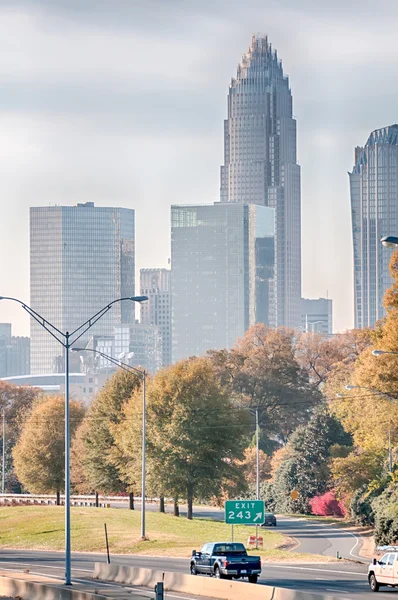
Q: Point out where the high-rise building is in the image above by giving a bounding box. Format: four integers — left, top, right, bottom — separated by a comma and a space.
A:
301, 298, 333, 335
0, 324, 11, 378
171, 203, 275, 362
0, 324, 30, 377
220, 35, 301, 329
113, 323, 162, 374
30, 203, 135, 374
349, 125, 398, 328
140, 268, 172, 367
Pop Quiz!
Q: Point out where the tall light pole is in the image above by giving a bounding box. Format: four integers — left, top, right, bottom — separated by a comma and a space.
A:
71, 347, 147, 540
1, 408, 5, 494
0, 295, 147, 585
344, 384, 396, 472
255, 408, 260, 501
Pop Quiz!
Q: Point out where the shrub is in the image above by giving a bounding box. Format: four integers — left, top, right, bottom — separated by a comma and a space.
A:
309, 490, 346, 517
372, 482, 398, 545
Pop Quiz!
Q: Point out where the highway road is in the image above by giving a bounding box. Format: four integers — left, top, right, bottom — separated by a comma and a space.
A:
0, 513, 393, 599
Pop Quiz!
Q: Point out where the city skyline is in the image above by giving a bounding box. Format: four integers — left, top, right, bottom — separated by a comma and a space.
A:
1, 2, 398, 335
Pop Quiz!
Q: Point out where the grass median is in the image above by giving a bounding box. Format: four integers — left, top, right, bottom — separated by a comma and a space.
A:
0, 506, 331, 561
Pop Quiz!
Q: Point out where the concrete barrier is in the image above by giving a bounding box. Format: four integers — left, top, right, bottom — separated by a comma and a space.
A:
0, 572, 109, 600
93, 562, 340, 600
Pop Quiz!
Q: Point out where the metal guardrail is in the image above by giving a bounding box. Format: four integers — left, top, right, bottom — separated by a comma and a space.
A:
0, 493, 161, 507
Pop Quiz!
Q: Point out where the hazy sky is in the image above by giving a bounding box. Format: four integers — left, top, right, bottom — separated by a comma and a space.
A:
1, 0, 398, 335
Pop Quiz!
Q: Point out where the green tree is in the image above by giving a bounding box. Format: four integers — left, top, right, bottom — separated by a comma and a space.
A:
13, 395, 85, 502
272, 407, 351, 512
72, 369, 142, 494
113, 357, 249, 519
372, 482, 398, 545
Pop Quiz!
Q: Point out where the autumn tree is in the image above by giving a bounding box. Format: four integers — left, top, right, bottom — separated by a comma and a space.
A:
0, 381, 40, 491
239, 446, 271, 486
296, 329, 373, 390
113, 357, 249, 519
72, 369, 142, 494
209, 324, 320, 447
13, 395, 85, 502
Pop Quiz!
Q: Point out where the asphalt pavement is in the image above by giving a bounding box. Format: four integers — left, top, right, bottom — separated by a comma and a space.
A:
0, 509, 394, 599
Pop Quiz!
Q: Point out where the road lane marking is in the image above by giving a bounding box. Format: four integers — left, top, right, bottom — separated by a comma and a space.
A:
269, 565, 363, 576
326, 589, 349, 594
0, 561, 92, 573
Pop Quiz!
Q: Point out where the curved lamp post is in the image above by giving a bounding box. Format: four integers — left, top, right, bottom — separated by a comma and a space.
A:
71, 347, 147, 540
0, 295, 147, 584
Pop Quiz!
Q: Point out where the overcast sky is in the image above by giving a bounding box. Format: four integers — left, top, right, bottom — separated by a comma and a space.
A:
1, 0, 398, 335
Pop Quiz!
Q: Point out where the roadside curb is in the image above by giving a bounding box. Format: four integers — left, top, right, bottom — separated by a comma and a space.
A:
0, 571, 109, 600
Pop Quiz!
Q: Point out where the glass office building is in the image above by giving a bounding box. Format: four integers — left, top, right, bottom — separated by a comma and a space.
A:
220, 35, 301, 329
30, 203, 135, 374
140, 268, 172, 367
171, 203, 275, 362
349, 125, 398, 328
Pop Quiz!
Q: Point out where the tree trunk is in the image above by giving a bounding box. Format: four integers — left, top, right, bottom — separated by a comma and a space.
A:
159, 496, 165, 513
95, 491, 99, 508
56, 490, 60, 506
129, 492, 134, 510
173, 498, 179, 517
187, 483, 193, 520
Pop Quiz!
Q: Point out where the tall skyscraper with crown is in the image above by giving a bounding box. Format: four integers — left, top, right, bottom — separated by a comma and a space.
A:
220, 35, 301, 328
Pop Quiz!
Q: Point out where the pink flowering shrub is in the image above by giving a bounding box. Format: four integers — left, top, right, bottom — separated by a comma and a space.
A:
309, 490, 346, 517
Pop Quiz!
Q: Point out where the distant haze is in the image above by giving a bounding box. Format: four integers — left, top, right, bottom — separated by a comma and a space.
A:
1, 0, 398, 334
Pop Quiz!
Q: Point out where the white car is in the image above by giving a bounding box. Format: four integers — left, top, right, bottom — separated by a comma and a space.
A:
368, 546, 398, 592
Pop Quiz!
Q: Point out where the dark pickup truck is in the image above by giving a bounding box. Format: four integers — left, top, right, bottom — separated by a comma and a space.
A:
190, 542, 261, 583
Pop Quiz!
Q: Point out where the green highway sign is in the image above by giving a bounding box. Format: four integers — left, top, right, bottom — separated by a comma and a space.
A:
225, 500, 265, 525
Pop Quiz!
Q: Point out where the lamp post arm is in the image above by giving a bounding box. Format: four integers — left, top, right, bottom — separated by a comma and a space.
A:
68, 305, 113, 339
0, 297, 66, 343
22, 305, 66, 346
68, 297, 147, 341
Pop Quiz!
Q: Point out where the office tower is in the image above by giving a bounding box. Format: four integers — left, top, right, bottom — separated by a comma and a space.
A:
301, 298, 333, 335
0, 324, 11, 378
349, 125, 398, 328
0, 324, 30, 377
171, 203, 275, 362
140, 269, 172, 367
220, 35, 301, 329
30, 203, 135, 374
113, 323, 162, 374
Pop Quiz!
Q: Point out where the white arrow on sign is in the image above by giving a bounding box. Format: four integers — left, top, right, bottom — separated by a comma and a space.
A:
253, 513, 262, 522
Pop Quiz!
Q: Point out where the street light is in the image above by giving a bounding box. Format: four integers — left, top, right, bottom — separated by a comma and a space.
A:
0, 295, 147, 584
71, 347, 147, 540
372, 349, 398, 357
381, 236, 398, 248
1, 408, 5, 494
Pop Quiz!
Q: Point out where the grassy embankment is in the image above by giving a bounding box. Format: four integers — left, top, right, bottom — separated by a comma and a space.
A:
0, 506, 331, 561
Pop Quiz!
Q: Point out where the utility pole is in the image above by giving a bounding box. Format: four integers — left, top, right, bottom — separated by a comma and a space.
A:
2, 408, 5, 494
255, 408, 260, 549
389, 425, 393, 472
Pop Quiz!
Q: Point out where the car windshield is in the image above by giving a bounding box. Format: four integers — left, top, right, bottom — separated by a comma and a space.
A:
213, 543, 246, 555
